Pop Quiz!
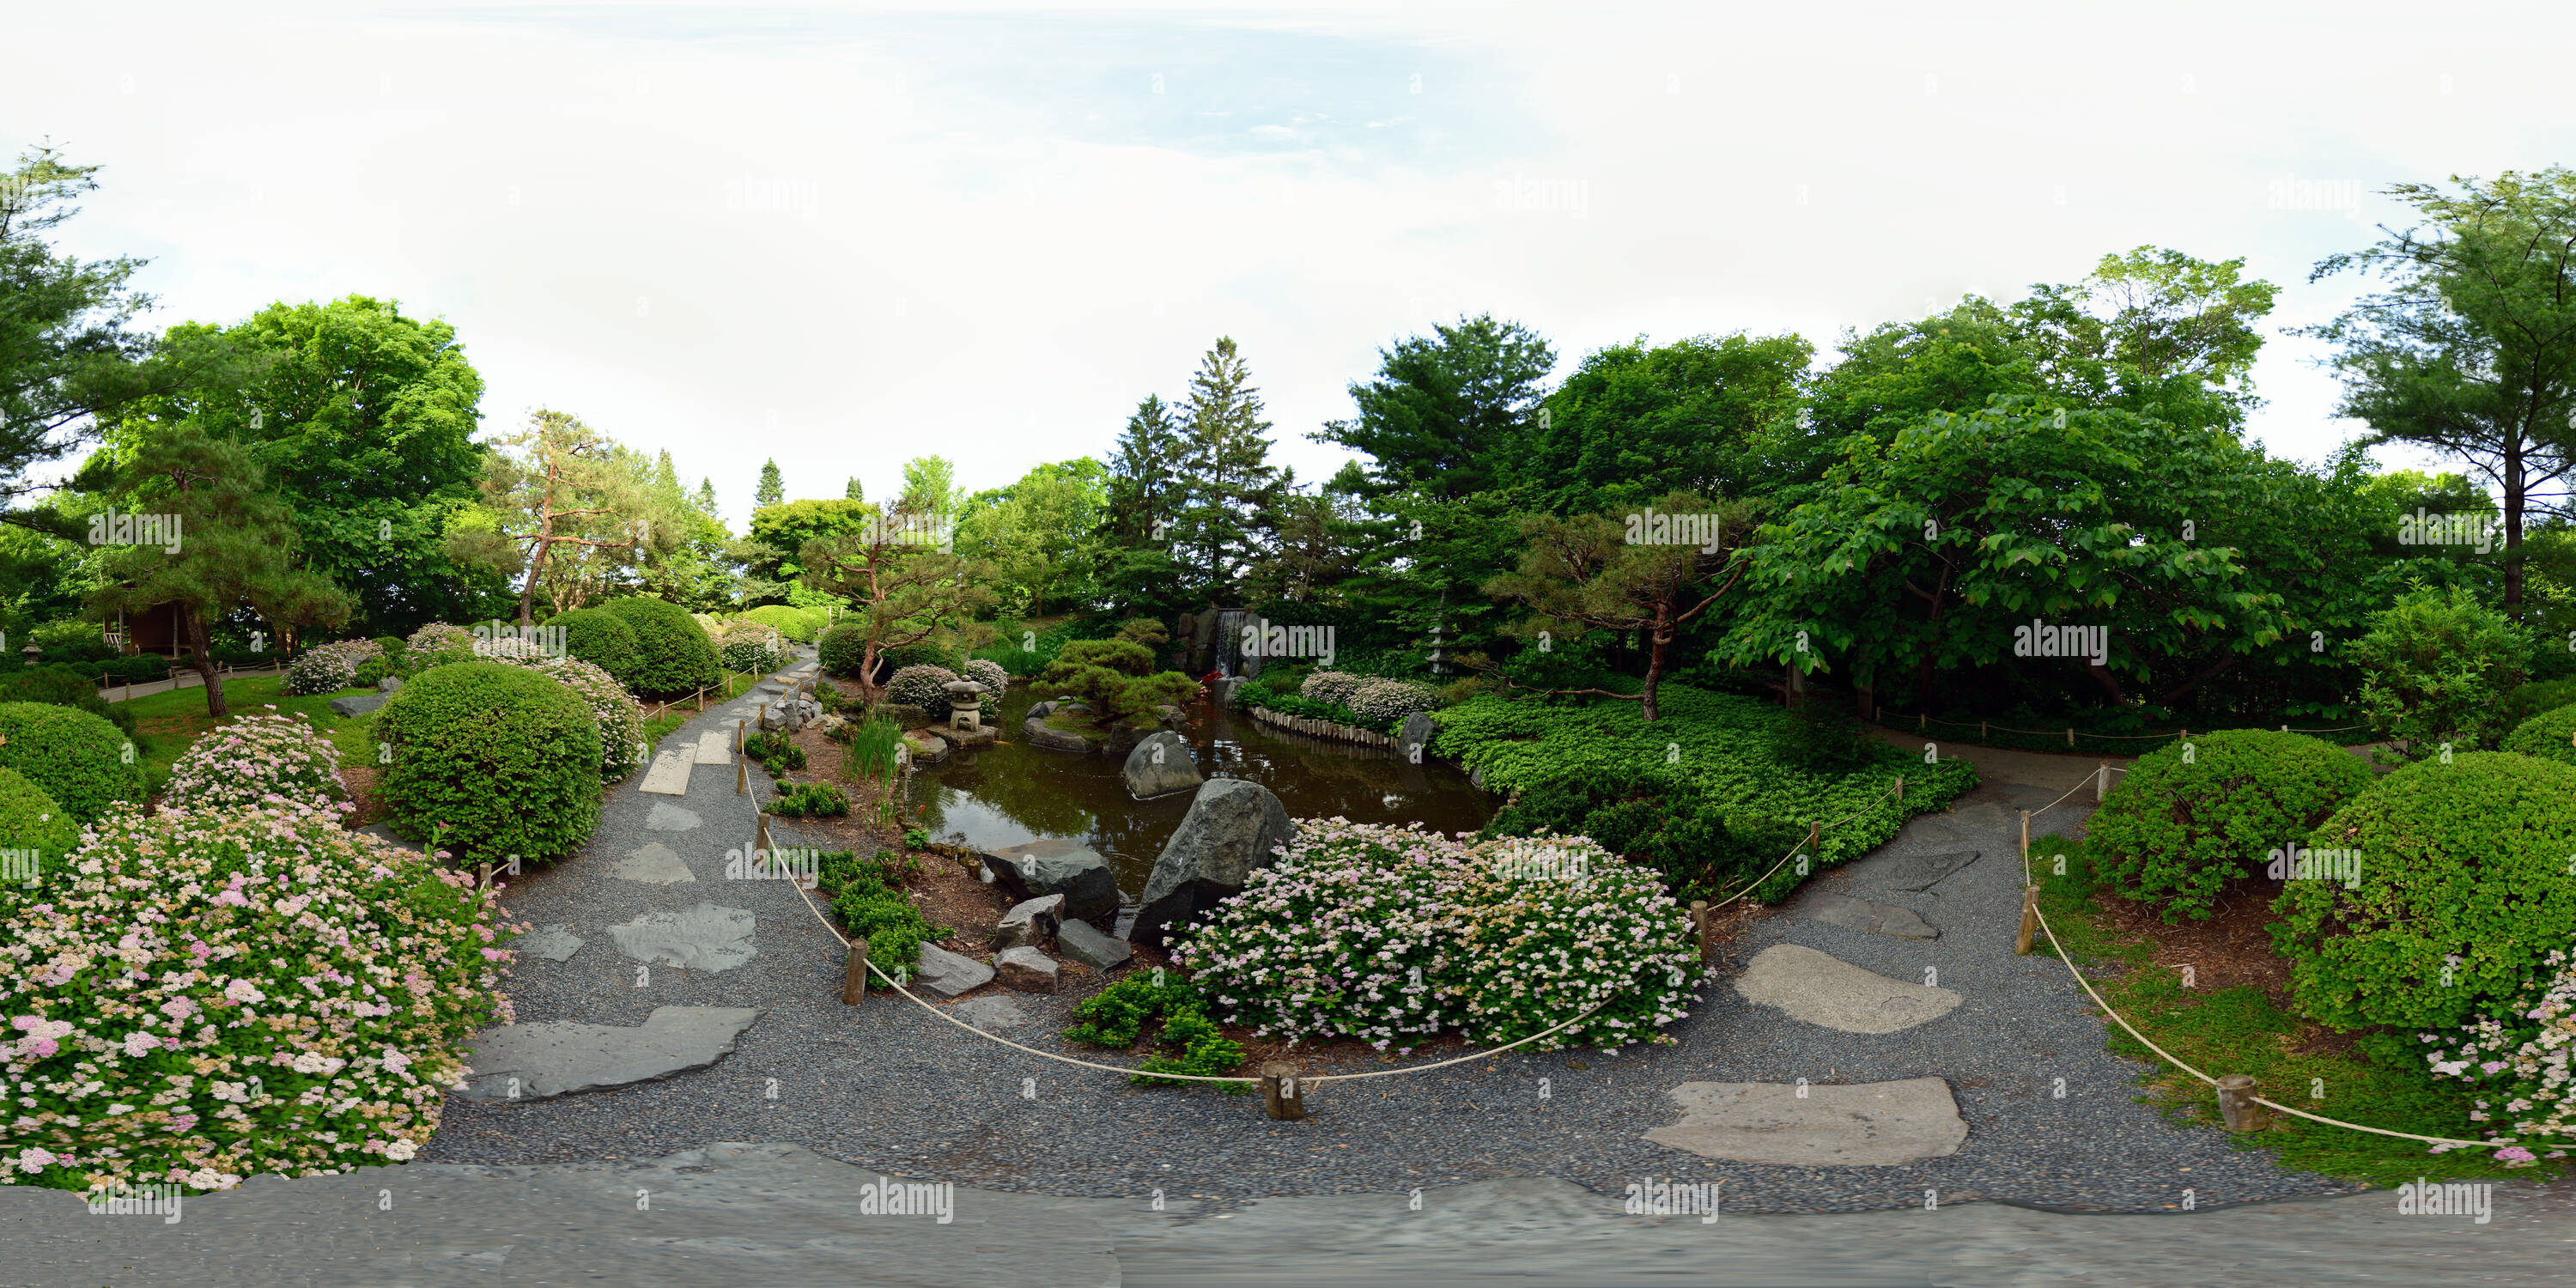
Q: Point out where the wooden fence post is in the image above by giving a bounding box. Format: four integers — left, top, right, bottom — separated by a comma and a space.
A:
1261, 1061, 1308, 1121
1689, 900, 1711, 963
2216, 1074, 2264, 1132
2096, 762, 2107, 803
2014, 884, 2039, 955
1895, 776, 1904, 803
842, 939, 869, 1005
756, 811, 773, 856
1806, 820, 1820, 858
2018, 809, 2030, 862
1980, 720, 1988, 742
2065, 726, 2074, 747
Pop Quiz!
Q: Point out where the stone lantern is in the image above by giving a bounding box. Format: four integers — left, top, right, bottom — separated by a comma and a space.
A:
944, 679, 988, 734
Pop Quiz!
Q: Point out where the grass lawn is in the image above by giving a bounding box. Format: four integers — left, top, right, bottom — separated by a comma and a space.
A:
2035, 846, 2562, 1186
109, 676, 383, 790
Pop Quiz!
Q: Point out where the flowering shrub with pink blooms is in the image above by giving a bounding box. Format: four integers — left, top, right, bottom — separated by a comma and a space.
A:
159, 709, 351, 817
0, 803, 520, 1194
1173, 821, 1700, 1053
2422, 945, 2576, 1163
282, 640, 382, 697
404, 623, 477, 671
495, 655, 647, 783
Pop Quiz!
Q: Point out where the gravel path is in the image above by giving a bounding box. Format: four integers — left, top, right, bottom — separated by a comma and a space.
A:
422, 697, 2371, 1214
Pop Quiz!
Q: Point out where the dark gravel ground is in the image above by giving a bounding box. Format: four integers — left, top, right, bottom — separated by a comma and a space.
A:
422, 685, 2372, 1214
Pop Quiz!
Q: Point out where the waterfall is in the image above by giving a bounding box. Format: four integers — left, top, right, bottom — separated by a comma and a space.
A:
1212, 608, 1248, 677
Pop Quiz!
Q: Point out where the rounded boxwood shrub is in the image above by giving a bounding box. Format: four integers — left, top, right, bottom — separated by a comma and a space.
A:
818, 623, 869, 677
376, 662, 603, 863
0, 803, 517, 1192
878, 641, 961, 674
2272, 752, 2576, 1031
712, 620, 789, 676
546, 608, 640, 685
501, 655, 647, 783
599, 598, 720, 696
2500, 703, 2576, 766
0, 766, 82, 921
2086, 728, 2373, 922
0, 702, 144, 824
161, 710, 349, 816
741, 605, 823, 643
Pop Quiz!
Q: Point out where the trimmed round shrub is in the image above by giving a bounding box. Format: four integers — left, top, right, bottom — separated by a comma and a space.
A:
2502, 678, 2576, 732
818, 623, 869, 677
352, 657, 392, 689
599, 598, 720, 696
160, 710, 349, 816
884, 664, 960, 711
741, 605, 823, 643
961, 658, 1009, 699
2086, 729, 2374, 922
1300, 670, 1364, 708
501, 656, 647, 783
1346, 677, 1442, 726
370, 635, 405, 656
2500, 703, 2576, 767
0, 702, 145, 824
0, 802, 518, 1192
0, 663, 134, 734
282, 640, 380, 696
376, 662, 604, 863
878, 641, 961, 674
1176, 822, 1698, 1053
2273, 752, 2576, 1031
548, 607, 640, 685
0, 766, 82, 920
404, 623, 476, 670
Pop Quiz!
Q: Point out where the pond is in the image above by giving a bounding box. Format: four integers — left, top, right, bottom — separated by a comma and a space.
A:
910, 681, 1496, 904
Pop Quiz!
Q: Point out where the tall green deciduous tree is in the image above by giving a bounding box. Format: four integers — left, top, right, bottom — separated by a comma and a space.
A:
755, 459, 784, 510
899, 455, 964, 517
1176, 337, 1281, 601
1520, 331, 1809, 513
956, 459, 1109, 617
2306, 168, 2576, 615
87, 424, 349, 716
744, 497, 876, 597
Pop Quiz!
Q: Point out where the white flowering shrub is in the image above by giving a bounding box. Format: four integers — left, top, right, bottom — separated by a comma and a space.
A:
281, 641, 381, 696
961, 659, 1010, 699
1345, 677, 1442, 726
403, 623, 476, 671
884, 664, 961, 711
2423, 946, 2576, 1164
471, 635, 546, 662
715, 623, 788, 676
160, 710, 350, 817
1174, 821, 1699, 1054
1300, 671, 1364, 708
0, 803, 520, 1193
496, 656, 647, 783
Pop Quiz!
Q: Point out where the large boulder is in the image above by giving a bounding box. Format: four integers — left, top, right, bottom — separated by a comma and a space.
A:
1023, 718, 1092, 753
1058, 919, 1133, 970
1398, 712, 1437, 763
1122, 731, 1203, 799
1132, 778, 1294, 949
329, 693, 388, 718
980, 837, 1118, 927
994, 946, 1060, 993
911, 943, 993, 999
992, 894, 1065, 951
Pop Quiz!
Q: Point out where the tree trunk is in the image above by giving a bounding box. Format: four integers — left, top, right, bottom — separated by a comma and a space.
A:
187, 610, 228, 718
2504, 429, 2525, 616
517, 538, 541, 629
2083, 659, 2125, 705
1642, 603, 1672, 723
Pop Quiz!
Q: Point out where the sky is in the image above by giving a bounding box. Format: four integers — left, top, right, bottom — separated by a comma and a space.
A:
11, 0, 2574, 532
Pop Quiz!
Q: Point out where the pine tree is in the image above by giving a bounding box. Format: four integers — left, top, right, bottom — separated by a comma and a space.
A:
1099, 394, 1190, 613
693, 477, 720, 521
845, 476, 865, 501
1176, 337, 1280, 602
755, 459, 784, 510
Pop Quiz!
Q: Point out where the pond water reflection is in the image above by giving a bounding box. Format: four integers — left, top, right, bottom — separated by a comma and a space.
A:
911, 682, 1496, 902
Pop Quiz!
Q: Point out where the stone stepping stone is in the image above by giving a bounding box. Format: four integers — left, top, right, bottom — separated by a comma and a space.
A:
456, 1005, 762, 1101
1059, 919, 1132, 969
611, 842, 696, 884
1644, 1078, 1967, 1165
912, 943, 994, 998
515, 923, 585, 962
608, 903, 757, 973
1801, 892, 1937, 939
946, 995, 1029, 1030
1863, 850, 1979, 892
1733, 945, 1960, 1034
693, 731, 732, 765
645, 802, 703, 832
639, 750, 694, 796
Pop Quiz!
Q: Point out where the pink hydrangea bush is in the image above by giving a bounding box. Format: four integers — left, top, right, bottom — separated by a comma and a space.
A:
1173, 821, 1701, 1054
159, 709, 351, 817
281, 640, 382, 697
0, 803, 520, 1193
2423, 945, 2576, 1162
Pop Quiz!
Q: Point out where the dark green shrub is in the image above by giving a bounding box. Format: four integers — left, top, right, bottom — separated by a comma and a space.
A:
1479, 763, 1807, 903
2353, 585, 2534, 758
2501, 678, 2576, 729
0, 702, 144, 823
353, 658, 392, 689
744, 730, 808, 770
372, 635, 406, 656
818, 624, 870, 677
1062, 973, 1249, 1091
2272, 752, 2576, 1030
822, 850, 941, 969
599, 597, 720, 696
549, 607, 641, 686
0, 665, 134, 734
376, 662, 602, 864
2087, 728, 2374, 921
766, 782, 848, 817
878, 641, 963, 674
1775, 702, 1873, 773
2500, 703, 2576, 766
0, 765, 83, 914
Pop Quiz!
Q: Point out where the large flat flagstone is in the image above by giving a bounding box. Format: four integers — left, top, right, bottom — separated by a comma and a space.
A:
610, 842, 696, 884
514, 923, 585, 962
1863, 850, 1980, 892
1645, 1078, 1967, 1165
693, 730, 732, 765
1733, 944, 1960, 1034
1801, 892, 1938, 939
457, 1006, 762, 1100
639, 750, 695, 796
608, 902, 757, 972
644, 801, 703, 832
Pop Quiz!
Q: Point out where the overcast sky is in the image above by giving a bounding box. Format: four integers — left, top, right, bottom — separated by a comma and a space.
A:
13, 1, 2573, 531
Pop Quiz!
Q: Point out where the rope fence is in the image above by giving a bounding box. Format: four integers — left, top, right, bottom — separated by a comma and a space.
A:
1880, 708, 2368, 750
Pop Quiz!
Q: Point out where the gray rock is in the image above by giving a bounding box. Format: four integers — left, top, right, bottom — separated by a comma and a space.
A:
947, 723, 999, 747
994, 945, 1059, 993
902, 730, 951, 764
1801, 891, 1937, 939
910, 942, 993, 998
1057, 918, 1133, 970
457, 1006, 761, 1101
1732, 944, 1959, 1034
376, 675, 404, 694
1132, 778, 1294, 949
1023, 719, 1092, 753
514, 923, 585, 962
1644, 1078, 1968, 1166
609, 841, 696, 884
605, 902, 758, 973
1398, 712, 1437, 762
980, 837, 1119, 927
1154, 703, 1189, 732
643, 801, 702, 832
328, 693, 387, 718
993, 894, 1065, 951
1867, 849, 1980, 892
946, 994, 1029, 1030
1122, 731, 1204, 799
1024, 700, 1056, 720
